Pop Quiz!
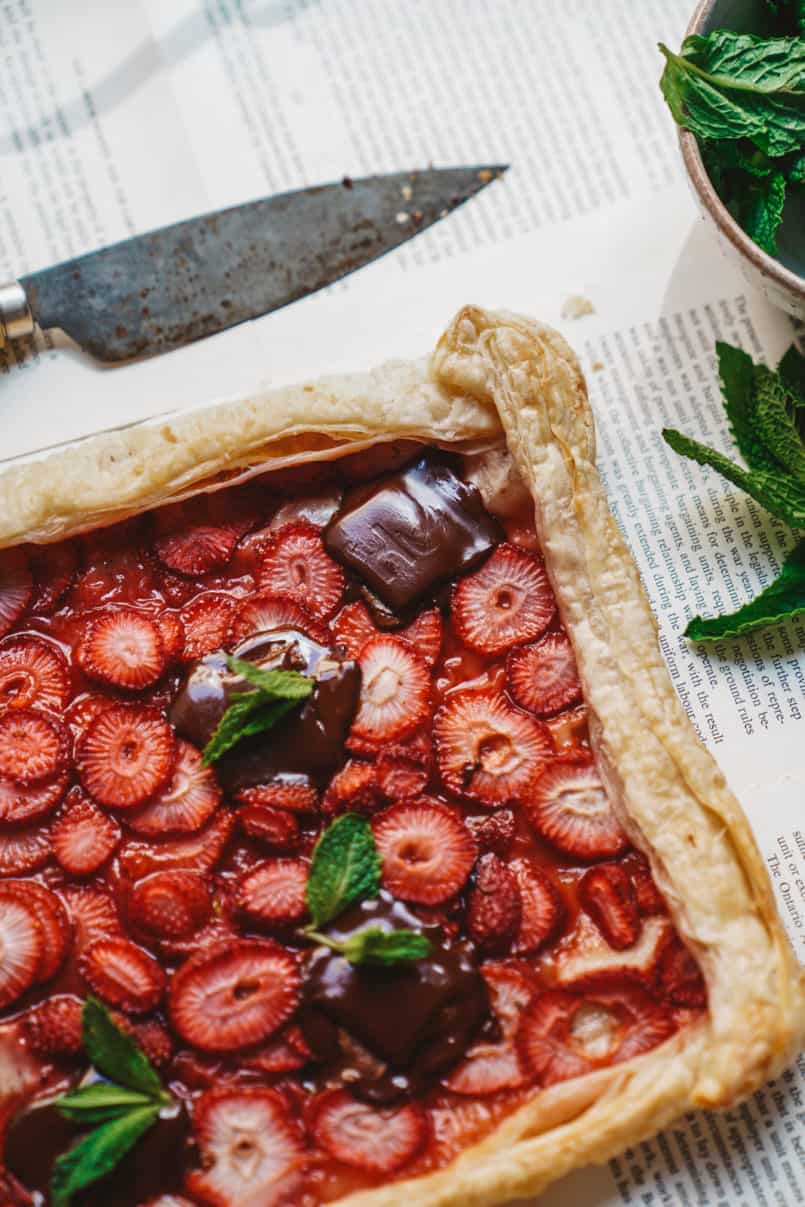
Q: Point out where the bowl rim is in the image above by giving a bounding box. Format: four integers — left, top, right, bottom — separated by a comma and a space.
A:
678, 0, 805, 298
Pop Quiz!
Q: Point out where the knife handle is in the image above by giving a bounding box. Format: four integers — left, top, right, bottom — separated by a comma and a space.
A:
0, 281, 34, 349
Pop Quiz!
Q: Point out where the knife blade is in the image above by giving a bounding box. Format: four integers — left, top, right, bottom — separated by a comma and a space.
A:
0, 165, 506, 364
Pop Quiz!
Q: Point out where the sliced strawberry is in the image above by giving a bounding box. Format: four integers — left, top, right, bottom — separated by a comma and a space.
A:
375, 731, 432, 801
452, 544, 554, 655
128, 869, 211, 940
118, 810, 235, 880
525, 757, 629, 860
466, 853, 522, 953
126, 740, 221, 835
621, 850, 667, 916
259, 521, 344, 619
23, 994, 84, 1056
61, 886, 122, 953
400, 608, 443, 666
52, 790, 121, 876
29, 540, 78, 614
78, 608, 165, 690
434, 691, 552, 805
466, 809, 516, 858
372, 800, 476, 905
80, 936, 165, 1013
243, 1023, 310, 1074
0, 708, 69, 785
321, 760, 382, 817
65, 693, 116, 746
544, 703, 590, 756
555, 912, 672, 988
188, 1085, 305, 1207
239, 804, 301, 852
111, 1013, 174, 1069
332, 600, 377, 658
0, 549, 33, 637
443, 963, 532, 1094
0, 821, 52, 875
2, 879, 71, 983
154, 499, 242, 577
0, 637, 70, 712
76, 704, 176, 809
580, 863, 640, 950
659, 937, 707, 1008
228, 591, 329, 647
0, 770, 68, 825
350, 636, 430, 745
178, 593, 236, 662
506, 633, 581, 717
518, 985, 675, 1084
509, 858, 565, 955
156, 609, 184, 663
310, 1088, 427, 1173
0, 888, 43, 1007
169, 939, 300, 1052
235, 780, 318, 814
427, 1095, 516, 1168
238, 859, 308, 926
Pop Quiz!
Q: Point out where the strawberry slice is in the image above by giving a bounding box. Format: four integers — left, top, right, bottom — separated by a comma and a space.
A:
350, 636, 430, 745
118, 810, 235, 880
78, 608, 166, 690
65, 693, 116, 745
154, 499, 243, 577
126, 740, 221, 835
434, 691, 552, 805
506, 633, 581, 717
466, 809, 516, 858
187, 1085, 305, 1207
0, 821, 52, 875
52, 790, 121, 876
259, 521, 344, 619
156, 609, 184, 663
332, 600, 377, 658
659, 937, 707, 1008
111, 1013, 174, 1069
80, 936, 165, 1013
243, 1023, 311, 1075
310, 1089, 427, 1174
0, 708, 69, 785
228, 591, 329, 646
168, 938, 300, 1052
620, 850, 667, 916
525, 757, 629, 860
579, 863, 640, 950
29, 541, 78, 614
76, 704, 176, 809
0, 549, 33, 638
0, 770, 68, 825
235, 780, 319, 813
518, 984, 675, 1085
451, 544, 554, 655
127, 869, 211, 940
2, 879, 71, 983
239, 804, 301, 852
23, 994, 84, 1056
60, 886, 122, 953
372, 800, 476, 905
176, 593, 235, 663
509, 858, 565, 955
238, 859, 309, 926
443, 963, 532, 1094
466, 853, 522, 953
555, 912, 672, 989
321, 760, 382, 817
375, 731, 432, 801
0, 636, 70, 712
0, 887, 43, 1007
400, 608, 443, 667
544, 703, 590, 756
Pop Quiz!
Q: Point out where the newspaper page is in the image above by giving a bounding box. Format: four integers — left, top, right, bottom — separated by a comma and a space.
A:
0, 2, 802, 1205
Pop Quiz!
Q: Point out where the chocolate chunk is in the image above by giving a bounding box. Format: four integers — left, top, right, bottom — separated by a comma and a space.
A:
325, 457, 501, 611
299, 891, 488, 1103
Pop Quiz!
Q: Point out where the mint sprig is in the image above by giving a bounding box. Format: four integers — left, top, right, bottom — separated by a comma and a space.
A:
51, 999, 170, 1206
202, 657, 313, 765
306, 924, 431, 966
305, 813, 382, 928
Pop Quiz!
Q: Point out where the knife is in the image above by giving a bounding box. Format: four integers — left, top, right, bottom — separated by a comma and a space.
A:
0, 165, 506, 364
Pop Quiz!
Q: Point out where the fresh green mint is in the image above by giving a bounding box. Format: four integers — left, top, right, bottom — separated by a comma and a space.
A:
305, 813, 382, 929
51, 999, 170, 1206
201, 657, 313, 765
304, 923, 431, 966
663, 340, 805, 640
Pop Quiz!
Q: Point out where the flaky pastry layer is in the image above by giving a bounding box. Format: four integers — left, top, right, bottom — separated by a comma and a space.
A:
0, 307, 802, 1206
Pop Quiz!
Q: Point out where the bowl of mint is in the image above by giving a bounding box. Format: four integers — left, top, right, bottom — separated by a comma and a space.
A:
660, 0, 805, 318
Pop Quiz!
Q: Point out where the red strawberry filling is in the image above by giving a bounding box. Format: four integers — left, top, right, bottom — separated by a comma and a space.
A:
0, 451, 706, 1204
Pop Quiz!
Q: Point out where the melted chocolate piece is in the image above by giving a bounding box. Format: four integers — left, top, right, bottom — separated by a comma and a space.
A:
5, 1096, 190, 1206
170, 628, 360, 790
324, 458, 501, 611
299, 892, 488, 1103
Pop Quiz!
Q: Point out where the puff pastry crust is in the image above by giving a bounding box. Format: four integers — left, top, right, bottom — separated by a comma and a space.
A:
1, 307, 802, 1206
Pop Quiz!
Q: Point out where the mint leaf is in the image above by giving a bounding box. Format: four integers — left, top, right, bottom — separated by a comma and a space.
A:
716, 341, 782, 471
779, 344, 805, 406
660, 46, 767, 142
306, 813, 382, 928
56, 1082, 156, 1124
82, 998, 164, 1099
50, 1104, 160, 1207
732, 168, 787, 254
661, 428, 805, 527
753, 363, 805, 482
201, 661, 313, 765
687, 538, 805, 639
225, 657, 314, 699
683, 31, 805, 94
341, 926, 431, 966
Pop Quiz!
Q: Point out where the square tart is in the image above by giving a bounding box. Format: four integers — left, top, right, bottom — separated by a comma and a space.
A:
0, 306, 801, 1207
